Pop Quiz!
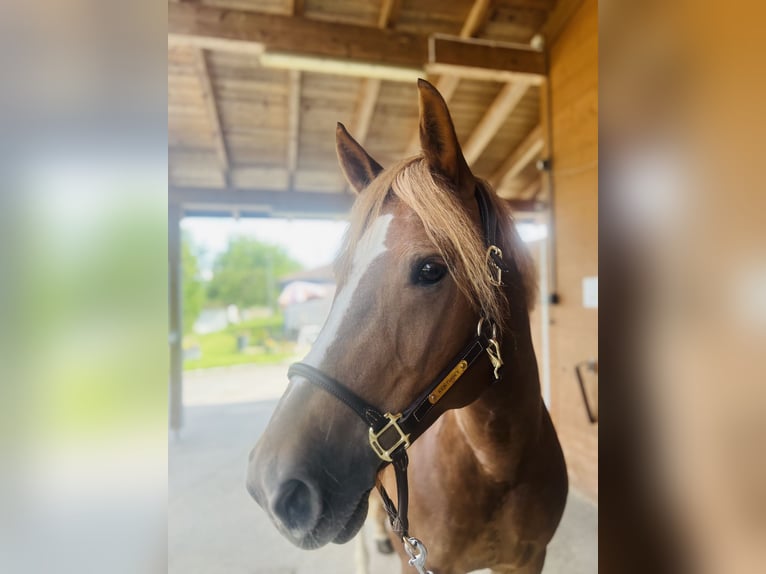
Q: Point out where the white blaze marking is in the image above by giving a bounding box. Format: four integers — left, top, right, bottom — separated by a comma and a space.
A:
304, 213, 393, 367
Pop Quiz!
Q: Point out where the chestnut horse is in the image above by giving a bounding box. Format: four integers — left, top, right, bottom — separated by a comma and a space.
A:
247, 79, 567, 574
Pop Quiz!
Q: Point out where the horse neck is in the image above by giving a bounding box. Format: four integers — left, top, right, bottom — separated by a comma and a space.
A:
452, 286, 545, 479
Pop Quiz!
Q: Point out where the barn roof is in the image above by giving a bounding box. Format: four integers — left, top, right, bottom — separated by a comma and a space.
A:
168, 0, 580, 218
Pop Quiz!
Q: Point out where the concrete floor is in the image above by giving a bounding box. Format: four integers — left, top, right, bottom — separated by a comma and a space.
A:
169, 364, 597, 574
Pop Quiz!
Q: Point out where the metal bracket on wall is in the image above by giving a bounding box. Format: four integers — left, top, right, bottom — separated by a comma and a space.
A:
575, 359, 598, 423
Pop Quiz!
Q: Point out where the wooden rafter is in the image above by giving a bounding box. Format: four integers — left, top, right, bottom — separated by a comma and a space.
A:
193, 48, 229, 186
501, 197, 545, 213
169, 3, 545, 82
405, 0, 496, 154
170, 187, 354, 217
344, 0, 404, 191
352, 79, 381, 146
490, 125, 544, 189
170, 186, 540, 216
286, 70, 302, 189
427, 36, 543, 83
425, 31, 547, 166
351, 0, 406, 147
462, 82, 528, 164
461, 0, 494, 38
289, 0, 304, 17
518, 176, 542, 200
378, 0, 402, 29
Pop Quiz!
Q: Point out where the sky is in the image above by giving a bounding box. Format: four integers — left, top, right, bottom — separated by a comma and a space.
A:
182, 216, 547, 279
181, 217, 350, 278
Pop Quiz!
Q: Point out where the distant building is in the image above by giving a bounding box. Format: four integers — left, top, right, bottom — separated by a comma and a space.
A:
278, 265, 335, 340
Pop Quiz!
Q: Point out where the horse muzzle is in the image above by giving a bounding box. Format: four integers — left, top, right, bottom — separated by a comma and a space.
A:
246, 378, 379, 549
247, 448, 373, 549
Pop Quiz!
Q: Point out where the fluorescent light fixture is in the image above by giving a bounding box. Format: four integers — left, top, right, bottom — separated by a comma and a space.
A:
168, 34, 266, 56
260, 52, 422, 82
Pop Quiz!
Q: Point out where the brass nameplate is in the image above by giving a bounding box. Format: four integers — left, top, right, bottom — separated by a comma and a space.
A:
428, 360, 468, 404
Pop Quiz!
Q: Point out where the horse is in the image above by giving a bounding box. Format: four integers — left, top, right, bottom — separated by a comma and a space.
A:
247, 79, 568, 574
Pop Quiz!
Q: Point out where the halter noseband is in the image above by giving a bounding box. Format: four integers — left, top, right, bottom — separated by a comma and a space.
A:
286, 185, 510, 558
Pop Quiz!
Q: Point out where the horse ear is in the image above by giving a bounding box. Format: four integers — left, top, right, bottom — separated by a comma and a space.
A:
417, 78, 475, 199
336, 122, 383, 193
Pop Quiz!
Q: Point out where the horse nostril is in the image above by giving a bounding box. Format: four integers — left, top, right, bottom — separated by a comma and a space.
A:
272, 478, 321, 533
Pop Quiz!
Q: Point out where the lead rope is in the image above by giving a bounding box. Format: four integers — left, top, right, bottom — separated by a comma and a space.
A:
377, 475, 433, 574
375, 449, 435, 573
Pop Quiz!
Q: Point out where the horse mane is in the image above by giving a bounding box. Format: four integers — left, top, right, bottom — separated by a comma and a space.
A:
336, 157, 537, 327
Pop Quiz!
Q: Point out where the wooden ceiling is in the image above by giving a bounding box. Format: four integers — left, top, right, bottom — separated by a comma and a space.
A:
168, 0, 578, 216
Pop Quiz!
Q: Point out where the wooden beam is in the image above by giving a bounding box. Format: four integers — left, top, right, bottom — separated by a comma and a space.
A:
289, 0, 304, 17
286, 70, 302, 189
461, 0, 494, 38
352, 0, 404, 146
170, 4, 424, 72
169, 187, 355, 217
169, 3, 546, 82
352, 79, 381, 146
518, 176, 542, 199
345, 0, 403, 192
405, 0, 499, 154
502, 197, 545, 212
378, 0, 402, 29
426, 35, 545, 84
193, 49, 230, 185
462, 83, 529, 164
169, 186, 540, 216
539, 0, 586, 46
490, 124, 544, 188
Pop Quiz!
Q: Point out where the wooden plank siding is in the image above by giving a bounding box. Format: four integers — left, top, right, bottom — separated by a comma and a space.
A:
547, 0, 599, 502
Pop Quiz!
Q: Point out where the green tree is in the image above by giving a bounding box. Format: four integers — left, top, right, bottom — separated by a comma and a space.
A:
207, 237, 302, 309
182, 233, 206, 335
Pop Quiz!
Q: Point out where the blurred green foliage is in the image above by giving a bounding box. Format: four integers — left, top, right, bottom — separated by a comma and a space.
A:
184, 316, 294, 370
207, 237, 302, 309
8, 183, 167, 437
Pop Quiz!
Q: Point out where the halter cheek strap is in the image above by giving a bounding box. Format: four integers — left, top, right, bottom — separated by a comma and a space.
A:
475, 181, 511, 284
286, 184, 508, 543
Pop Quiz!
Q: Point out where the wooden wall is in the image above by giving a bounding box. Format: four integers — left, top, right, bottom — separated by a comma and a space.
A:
548, 0, 599, 502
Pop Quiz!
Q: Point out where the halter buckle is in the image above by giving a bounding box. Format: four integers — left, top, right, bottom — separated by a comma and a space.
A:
369, 413, 411, 462
486, 338, 504, 380
486, 245, 504, 286
477, 318, 503, 381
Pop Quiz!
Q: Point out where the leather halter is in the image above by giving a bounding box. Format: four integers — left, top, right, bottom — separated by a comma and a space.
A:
287, 184, 509, 541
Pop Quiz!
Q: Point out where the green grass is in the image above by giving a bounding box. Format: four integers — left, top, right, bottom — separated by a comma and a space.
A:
183, 315, 297, 371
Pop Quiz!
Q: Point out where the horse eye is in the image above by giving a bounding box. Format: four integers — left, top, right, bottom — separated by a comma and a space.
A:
414, 261, 447, 285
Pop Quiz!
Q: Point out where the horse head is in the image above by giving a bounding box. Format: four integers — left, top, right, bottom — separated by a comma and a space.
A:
246, 79, 530, 549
